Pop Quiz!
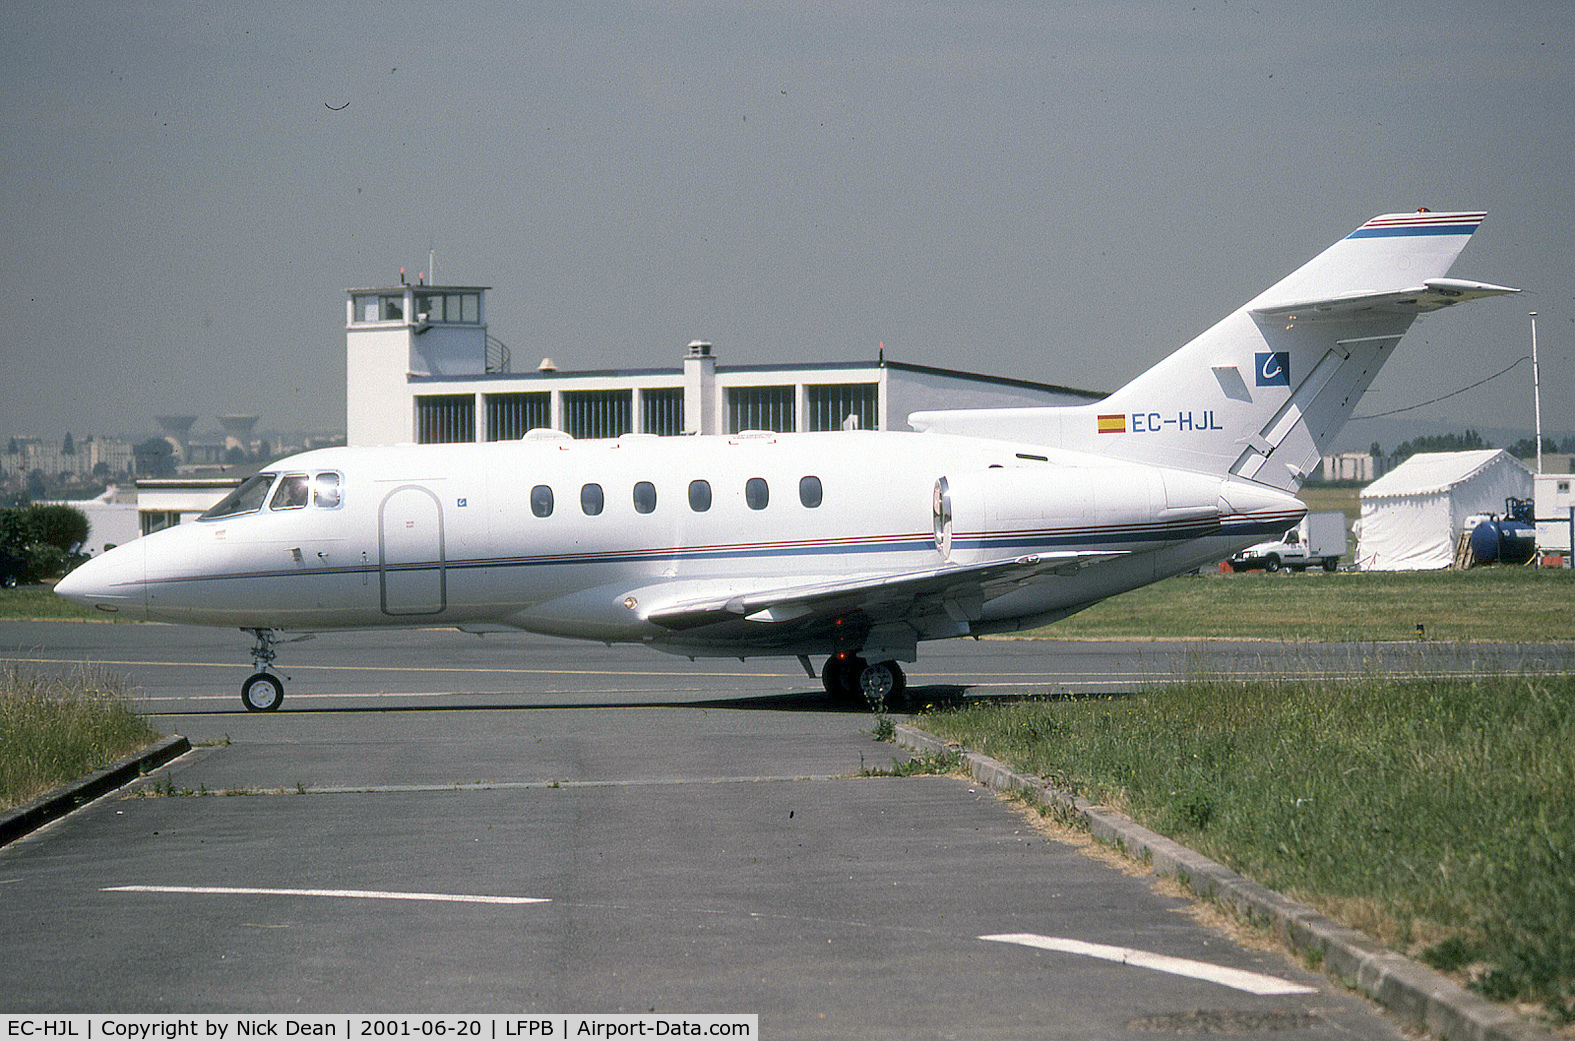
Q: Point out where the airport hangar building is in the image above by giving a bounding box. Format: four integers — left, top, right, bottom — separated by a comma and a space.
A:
346, 282, 1103, 448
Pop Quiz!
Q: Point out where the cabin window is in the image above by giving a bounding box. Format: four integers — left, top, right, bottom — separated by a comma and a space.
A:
633, 481, 657, 515
270, 474, 310, 511
688, 480, 712, 512
530, 485, 554, 518
581, 483, 604, 516
313, 472, 342, 509
746, 478, 769, 510
799, 475, 823, 509
200, 474, 276, 520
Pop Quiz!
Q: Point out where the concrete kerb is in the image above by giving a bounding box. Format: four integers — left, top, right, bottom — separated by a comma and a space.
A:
0, 734, 191, 848
894, 722, 1552, 1041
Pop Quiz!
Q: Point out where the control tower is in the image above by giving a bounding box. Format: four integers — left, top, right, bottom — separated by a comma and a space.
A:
345, 281, 491, 446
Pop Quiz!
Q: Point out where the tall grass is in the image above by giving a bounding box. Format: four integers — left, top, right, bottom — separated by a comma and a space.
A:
1036, 567, 1575, 642
0, 665, 160, 811
922, 672, 1575, 1020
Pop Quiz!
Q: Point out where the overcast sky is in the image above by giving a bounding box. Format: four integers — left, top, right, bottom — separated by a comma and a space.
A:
2, 1, 1570, 450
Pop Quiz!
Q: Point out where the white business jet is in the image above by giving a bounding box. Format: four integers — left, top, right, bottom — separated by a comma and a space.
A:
57, 210, 1516, 710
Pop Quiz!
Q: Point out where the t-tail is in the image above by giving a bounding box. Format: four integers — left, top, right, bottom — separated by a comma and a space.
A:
910, 211, 1518, 491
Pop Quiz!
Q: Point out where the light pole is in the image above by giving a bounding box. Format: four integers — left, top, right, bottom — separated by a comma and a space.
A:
1530, 312, 1543, 475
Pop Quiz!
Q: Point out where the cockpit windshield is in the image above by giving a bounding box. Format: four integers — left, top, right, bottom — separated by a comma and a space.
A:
200, 474, 277, 520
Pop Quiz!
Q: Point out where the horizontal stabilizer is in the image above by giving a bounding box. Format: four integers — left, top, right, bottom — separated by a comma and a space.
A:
1252, 278, 1519, 321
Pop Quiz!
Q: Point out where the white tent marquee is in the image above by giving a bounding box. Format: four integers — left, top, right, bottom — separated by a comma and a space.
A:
1356, 450, 1533, 571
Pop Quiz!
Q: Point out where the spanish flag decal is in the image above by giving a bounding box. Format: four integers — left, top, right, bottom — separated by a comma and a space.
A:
1097, 414, 1126, 434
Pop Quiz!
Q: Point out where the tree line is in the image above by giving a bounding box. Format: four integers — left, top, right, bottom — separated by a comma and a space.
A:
1368, 430, 1569, 469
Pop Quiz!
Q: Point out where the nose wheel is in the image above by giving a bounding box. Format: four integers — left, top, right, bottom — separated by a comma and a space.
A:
241, 671, 284, 712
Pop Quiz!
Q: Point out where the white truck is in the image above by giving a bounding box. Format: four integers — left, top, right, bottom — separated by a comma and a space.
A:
1227, 510, 1347, 573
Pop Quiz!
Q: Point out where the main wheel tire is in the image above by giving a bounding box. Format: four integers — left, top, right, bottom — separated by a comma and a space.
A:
1323, 557, 1338, 572
859, 660, 907, 711
241, 672, 284, 712
821, 655, 866, 702
1264, 555, 1282, 573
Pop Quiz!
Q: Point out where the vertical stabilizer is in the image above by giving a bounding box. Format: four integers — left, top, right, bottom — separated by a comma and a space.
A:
910, 212, 1517, 490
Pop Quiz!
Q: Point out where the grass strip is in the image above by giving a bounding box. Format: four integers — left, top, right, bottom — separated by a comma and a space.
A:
919, 672, 1575, 1021
1031, 567, 1575, 642
0, 588, 113, 622
0, 664, 162, 811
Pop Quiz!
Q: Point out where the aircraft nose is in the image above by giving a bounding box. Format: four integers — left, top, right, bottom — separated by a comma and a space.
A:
54, 538, 147, 618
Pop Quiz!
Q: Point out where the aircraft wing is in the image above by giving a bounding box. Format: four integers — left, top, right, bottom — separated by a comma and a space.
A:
1252, 278, 1519, 321
643, 550, 1125, 639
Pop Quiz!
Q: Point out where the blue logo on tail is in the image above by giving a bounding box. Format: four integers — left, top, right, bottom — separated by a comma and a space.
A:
1256, 352, 1290, 387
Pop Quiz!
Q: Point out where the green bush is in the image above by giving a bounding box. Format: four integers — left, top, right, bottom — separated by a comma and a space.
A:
25, 503, 90, 551
0, 503, 90, 583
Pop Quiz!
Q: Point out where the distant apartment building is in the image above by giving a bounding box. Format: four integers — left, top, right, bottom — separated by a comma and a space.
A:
1318, 451, 1377, 483
2, 435, 134, 479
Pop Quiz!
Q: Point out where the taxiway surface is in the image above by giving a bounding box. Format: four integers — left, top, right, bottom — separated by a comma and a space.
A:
5, 622, 1558, 1036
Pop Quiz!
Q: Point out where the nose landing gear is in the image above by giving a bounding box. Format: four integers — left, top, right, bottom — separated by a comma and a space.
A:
240, 628, 284, 712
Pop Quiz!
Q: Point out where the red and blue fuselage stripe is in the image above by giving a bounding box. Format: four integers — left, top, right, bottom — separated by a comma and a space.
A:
135, 509, 1298, 588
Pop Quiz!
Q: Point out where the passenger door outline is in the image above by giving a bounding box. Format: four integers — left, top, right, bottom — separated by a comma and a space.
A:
379, 484, 446, 615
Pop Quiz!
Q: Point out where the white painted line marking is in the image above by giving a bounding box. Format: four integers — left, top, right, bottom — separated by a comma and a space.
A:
980, 933, 1316, 996
105, 885, 549, 905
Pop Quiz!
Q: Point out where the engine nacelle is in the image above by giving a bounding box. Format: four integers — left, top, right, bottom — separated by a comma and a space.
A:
934, 463, 1225, 562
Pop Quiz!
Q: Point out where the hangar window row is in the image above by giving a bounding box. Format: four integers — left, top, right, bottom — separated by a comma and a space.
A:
416, 384, 877, 445
528, 476, 823, 519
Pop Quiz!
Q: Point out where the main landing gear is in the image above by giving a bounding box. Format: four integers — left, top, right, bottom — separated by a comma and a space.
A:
240, 628, 284, 712
822, 652, 908, 711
